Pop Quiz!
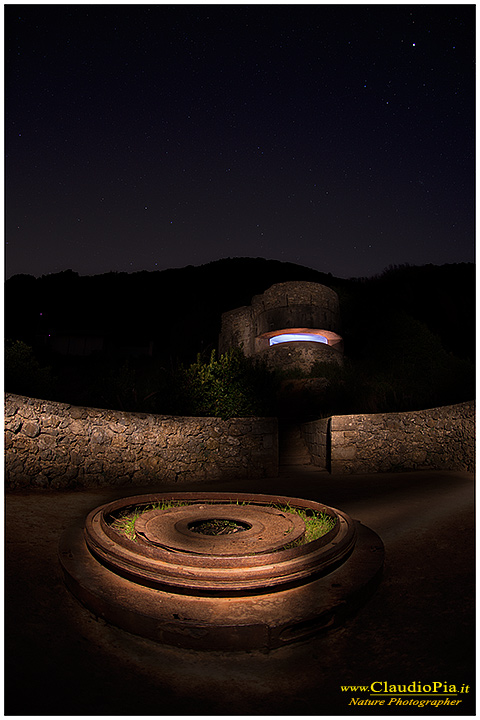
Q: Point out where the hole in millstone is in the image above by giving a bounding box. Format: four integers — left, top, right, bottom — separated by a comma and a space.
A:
188, 519, 252, 536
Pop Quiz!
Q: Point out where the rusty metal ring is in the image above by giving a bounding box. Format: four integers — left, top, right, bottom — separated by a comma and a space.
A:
60, 491, 384, 650
83, 492, 356, 594
135, 503, 306, 556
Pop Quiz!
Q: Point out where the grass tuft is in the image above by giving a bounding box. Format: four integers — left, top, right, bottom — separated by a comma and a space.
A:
109, 499, 336, 546
109, 499, 187, 541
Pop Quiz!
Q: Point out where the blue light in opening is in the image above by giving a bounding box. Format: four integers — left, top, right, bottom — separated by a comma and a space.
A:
269, 333, 328, 346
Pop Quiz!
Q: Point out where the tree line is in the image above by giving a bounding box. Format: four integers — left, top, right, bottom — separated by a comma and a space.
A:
4, 258, 475, 418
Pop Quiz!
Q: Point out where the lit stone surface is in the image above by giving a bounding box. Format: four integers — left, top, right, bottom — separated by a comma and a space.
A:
218, 281, 344, 372
302, 401, 475, 474
135, 503, 307, 556
4, 394, 278, 489
59, 491, 384, 650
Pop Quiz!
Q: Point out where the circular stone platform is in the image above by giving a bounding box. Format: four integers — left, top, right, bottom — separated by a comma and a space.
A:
59, 491, 384, 651
135, 503, 307, 555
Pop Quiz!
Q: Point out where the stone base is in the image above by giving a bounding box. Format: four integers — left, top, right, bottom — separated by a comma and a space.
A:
59, 518, 384, 652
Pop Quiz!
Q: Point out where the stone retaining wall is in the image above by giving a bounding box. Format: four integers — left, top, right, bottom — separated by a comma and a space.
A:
302, 401, 475, 474
5, 394, 474, 488
301, 418, 330, 469
4, 394, 278, 490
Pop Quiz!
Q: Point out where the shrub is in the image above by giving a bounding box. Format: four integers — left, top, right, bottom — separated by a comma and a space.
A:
177, 349, 278, 419
5, 340, 56, 399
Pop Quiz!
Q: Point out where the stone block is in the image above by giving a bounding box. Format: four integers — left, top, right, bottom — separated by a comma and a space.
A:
70, 406, 87, 419
330, 416, 354, 431
23, 421, 40, 438
69, 420, 85, 435
5, 416, 22, 433
333, 445, 357, 460
333, 432, 348, 446
38, 434, 56, 449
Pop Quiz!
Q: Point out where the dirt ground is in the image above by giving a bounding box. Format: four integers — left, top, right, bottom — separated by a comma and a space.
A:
5, 468, 475, 716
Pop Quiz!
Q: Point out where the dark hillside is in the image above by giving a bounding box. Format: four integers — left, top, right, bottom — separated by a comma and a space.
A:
5, 258, 475, 413
339, 262, 475, 363
4, 258, 346, 363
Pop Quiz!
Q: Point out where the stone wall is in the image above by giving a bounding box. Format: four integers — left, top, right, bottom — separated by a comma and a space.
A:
302, 401, 475, 474
258, 342, 343, 372
4, 394, 278, 490
301, 417, 330, 469
250, 281, 340, 320
5, 393, 474, 489
218, 305, 255, 356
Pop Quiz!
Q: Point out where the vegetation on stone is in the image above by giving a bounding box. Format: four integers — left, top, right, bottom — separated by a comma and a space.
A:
109, 499, 337, 547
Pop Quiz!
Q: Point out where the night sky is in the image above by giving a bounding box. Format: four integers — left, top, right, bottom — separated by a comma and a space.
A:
5, 3, 475, 280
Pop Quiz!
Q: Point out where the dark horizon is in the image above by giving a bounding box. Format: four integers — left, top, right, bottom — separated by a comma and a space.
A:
5, 5, 475, 280
5, 253, 475, 283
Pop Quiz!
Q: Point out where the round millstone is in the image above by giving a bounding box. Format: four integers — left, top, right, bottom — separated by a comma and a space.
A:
135, 503, 307, 556
59, 491, 384, 651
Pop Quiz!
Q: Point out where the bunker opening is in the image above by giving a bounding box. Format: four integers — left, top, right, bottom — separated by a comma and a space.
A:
269, 333, 328, 346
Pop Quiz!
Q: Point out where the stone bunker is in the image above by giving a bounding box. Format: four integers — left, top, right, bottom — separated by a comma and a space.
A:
219, 281, 344, 373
